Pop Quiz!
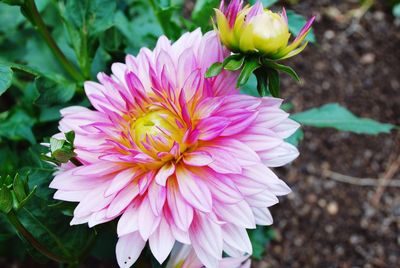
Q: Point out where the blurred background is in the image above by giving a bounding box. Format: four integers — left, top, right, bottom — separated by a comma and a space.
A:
264, 1, 400, 267
0, 0, 399, 267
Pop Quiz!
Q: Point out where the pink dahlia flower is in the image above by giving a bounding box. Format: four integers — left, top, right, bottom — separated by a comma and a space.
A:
166, 244, 251, 268
49, 29, 299, 267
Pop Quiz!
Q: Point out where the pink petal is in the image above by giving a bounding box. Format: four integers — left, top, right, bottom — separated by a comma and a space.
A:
197, 116, 230, 141
155, 162, 175, 186
183, 151, 213, 166
222, 223, 252, 254
116, 232, 146, 268
106, 183, 139, 218
117, 204, 139, 237
252, 207, 273, 225
138, 197, 161, 240
214, 200, 256, 229
105, 168, 138, 197
176, 166, 212, 212
189, 212, 223, 267
148, 181, 167, 216
259, 142, 299, 167
149, 217, 175, 264
167, 178, 194, 231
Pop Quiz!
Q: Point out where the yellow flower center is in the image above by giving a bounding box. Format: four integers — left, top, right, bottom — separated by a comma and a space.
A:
131, 109, 183, 155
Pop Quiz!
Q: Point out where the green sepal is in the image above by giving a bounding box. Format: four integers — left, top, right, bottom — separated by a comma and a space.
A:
13, 174, 27, 203
224, 54, 245, 71
266, 68, 280, 97
0, 185, 13, 214
263, 60, 300, 82
237, 58, 261, 87
15, 185, 37, 210
254, 68, 269, 97
205, 62, 223, 78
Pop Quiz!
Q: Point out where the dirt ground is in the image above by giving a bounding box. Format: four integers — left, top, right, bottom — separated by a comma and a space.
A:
257, 0, 400, 267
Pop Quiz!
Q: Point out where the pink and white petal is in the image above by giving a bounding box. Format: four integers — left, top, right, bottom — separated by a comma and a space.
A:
211, 138, 260, 166
197, 116, 230, 141
176, 166, 212, 212
189, 212, 223, 267
259, 142, 299, 167
252, 207, 273, 225
214, 200, 256, 229
222, 224, 252, 254
105, 168, 138, 197
167, 179, 194, 231
138, 197, 161, 240
116, 232, 146, 268
53, 189, 89, 202
205, 174, 243, 204
106, 183, 139, 218
244, 190, 279, 208
72, 162, 121, 176
202, 146, 242, 174
149, 217, 175, 264
117, 204, 139, 237
183, 151, 213, 166
242, 164, 291, 195
50, 167, 108, 191
271, 118, 300, 138
148, 181, 167, 216
73, 183, 114, 218
155, 162, 175, 186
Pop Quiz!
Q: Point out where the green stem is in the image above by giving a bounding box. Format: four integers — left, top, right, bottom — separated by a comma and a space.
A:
23, 0, 84, 82
6, 210, 70, 263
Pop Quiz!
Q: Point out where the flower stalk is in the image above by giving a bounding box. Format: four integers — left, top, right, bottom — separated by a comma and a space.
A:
6, 210, 71, 264
22, 0, 84, 83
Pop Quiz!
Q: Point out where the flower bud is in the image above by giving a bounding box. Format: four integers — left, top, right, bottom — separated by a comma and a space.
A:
215, 0, 315, 60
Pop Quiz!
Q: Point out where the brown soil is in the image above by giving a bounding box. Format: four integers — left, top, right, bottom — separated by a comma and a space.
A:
256, 0, 400, 267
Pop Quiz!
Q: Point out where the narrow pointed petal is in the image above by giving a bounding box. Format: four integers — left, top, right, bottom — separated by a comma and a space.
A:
176, 166, 212, 212
155, 162, 175, 186
116, 232, 146, 268
149, 218, 175, 264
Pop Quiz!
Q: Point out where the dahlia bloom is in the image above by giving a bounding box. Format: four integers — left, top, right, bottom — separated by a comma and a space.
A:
49, 29, 299, 267
215, 0, 315, 59
166, 244, 251, 268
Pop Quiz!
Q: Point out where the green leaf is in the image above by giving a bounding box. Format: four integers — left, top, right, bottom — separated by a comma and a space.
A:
16, 196, 96, 262
65, 131, 75, 144
0, 186, 12, 214
205, 62, 223, 78
0, 110, 36, 144
249, 0, 278, 8
224, 55, 245, 71
393, 3, 400, 17
237, 58, 260, 87
0, 64, 13, 96
248, 226, 276, 260
64, 0, 116, 35
286, 10, 316, 43
114, 8, 161, 54
192, 0, 219, 30
267, 68, 280, 97
285, 129, 304, 147
291, 103, 395, 134
156, 5, 184, 40
52, 148, 76, 164
34, 77, 76, 106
